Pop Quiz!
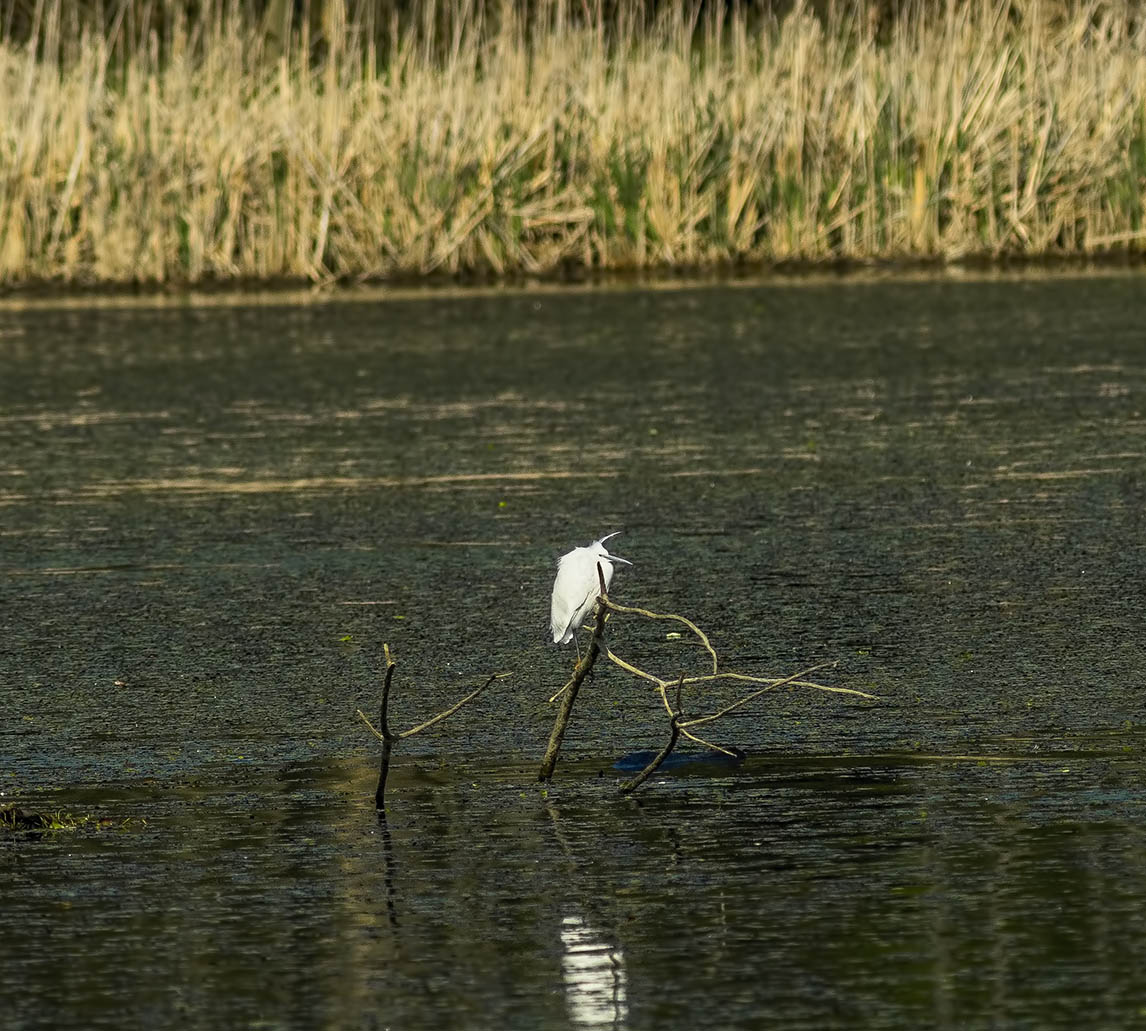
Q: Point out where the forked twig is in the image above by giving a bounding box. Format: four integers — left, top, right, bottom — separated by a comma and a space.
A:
360, 644, 511, 809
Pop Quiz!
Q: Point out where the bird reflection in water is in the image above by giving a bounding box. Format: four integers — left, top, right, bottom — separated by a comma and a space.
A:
560, 915, 629, 1029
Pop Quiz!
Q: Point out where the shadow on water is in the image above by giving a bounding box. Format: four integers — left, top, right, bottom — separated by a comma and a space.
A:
3, 272, 1146, 1028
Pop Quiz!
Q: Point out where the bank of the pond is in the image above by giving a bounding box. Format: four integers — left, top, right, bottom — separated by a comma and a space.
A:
2, 0, 1145, 288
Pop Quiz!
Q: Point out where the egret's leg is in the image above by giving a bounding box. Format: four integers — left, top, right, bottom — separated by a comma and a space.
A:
574, 636, 583, 664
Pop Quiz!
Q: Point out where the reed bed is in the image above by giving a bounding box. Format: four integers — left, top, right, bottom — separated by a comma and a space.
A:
1, 0, 1144, 286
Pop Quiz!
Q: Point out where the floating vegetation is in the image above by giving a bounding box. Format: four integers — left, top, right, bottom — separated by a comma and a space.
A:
0, 804, 146, 837
2, 0, 1145, 288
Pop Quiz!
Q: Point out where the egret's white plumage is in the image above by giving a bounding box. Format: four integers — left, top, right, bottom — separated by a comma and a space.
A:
550, 532, 632, 646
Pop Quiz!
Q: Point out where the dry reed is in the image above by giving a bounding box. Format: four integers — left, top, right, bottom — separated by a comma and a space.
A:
2, 0, 1144, 286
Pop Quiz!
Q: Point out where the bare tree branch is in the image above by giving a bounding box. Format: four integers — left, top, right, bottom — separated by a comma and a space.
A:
399, 672, 511, 738
545, 589, 874, 780
678, 662, 840, 728
538, 570, 612, 781
602, 598, 718, 673
362, 645, 511, 809
619, 673, 685, 794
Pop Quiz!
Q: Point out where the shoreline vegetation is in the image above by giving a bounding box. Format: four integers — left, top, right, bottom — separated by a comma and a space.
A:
2, 0, 1145, 290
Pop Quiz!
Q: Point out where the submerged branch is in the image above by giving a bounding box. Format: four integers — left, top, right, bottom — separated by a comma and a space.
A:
678, 669, 872, 699
355, 671, 510, 742
604, 650, 869, 702
356, 709, 385, 741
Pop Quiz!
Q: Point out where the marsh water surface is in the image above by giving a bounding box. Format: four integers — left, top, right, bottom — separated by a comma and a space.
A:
3, 274, 1146, 1029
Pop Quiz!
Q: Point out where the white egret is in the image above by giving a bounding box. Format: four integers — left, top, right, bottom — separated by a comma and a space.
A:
550, 532, 632, 650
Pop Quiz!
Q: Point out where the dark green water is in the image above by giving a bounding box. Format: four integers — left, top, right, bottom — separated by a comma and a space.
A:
3, 274, 1145, 1029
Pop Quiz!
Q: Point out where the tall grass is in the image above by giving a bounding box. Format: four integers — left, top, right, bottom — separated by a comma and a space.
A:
1, 0, 1144, 286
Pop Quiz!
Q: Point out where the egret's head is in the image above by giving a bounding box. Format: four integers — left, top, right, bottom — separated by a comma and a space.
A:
593, 531, 632, 566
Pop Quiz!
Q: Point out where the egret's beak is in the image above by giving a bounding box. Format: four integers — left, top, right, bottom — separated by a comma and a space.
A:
608, 555, 633, 566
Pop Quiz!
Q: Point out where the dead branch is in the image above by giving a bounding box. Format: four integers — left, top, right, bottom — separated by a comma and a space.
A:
538, 564, 612, 781
542, 585, 875, 784
602, 598, 718, 673
358, 643, 511, 809
618, 673, 685, 794
678, 662, 840, 728
399, 672, 508, 737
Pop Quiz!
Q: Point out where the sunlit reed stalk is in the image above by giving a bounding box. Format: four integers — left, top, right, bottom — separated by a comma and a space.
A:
2, 0, 1144, 286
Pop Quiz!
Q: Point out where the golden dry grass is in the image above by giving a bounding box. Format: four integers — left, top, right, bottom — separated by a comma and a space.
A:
1, 0, 1144, 286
